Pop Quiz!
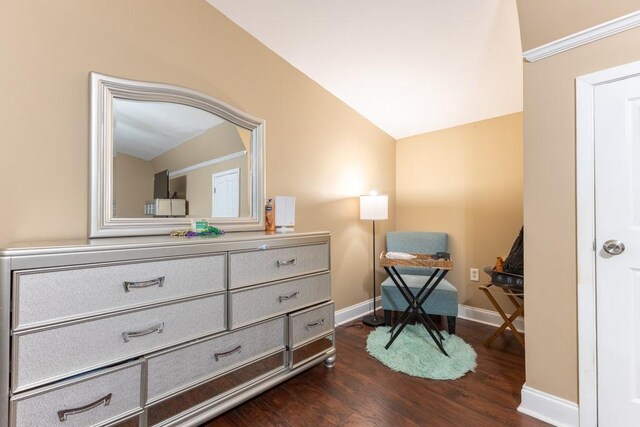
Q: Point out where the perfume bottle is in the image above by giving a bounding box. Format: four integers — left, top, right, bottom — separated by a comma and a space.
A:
265, 199, 275, 231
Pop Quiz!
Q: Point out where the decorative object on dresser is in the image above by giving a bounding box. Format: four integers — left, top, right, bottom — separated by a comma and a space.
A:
0, 231, 334, 426
274, 196, 296, 232
359, 192, 389, 327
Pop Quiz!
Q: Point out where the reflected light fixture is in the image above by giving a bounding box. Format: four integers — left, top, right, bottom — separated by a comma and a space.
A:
360, 192, 388, 326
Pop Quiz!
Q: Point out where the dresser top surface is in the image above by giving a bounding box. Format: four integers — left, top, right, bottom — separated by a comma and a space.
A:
1, 230, 330, 258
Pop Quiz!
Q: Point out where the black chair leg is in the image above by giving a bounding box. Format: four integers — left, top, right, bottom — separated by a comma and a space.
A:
384, 310, 392, 326
447, 316, 456, 335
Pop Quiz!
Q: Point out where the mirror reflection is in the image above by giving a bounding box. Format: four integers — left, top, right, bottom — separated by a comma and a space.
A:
89, 72, 265, 238
112, 99, 252, 219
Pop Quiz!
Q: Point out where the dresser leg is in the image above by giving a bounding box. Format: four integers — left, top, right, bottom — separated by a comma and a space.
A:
324, 354, 336, 368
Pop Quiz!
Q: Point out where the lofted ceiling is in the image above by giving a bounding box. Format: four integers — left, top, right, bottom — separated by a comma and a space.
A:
206, 0, 523, 139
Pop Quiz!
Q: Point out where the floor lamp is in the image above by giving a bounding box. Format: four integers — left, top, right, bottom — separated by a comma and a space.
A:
360, 193, 388, 326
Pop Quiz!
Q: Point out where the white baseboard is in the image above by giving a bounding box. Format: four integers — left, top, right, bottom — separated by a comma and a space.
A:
457, 304, 525, 333
335, 296, 381, 325
334, 300, 524, 331
518, 384, 579, 427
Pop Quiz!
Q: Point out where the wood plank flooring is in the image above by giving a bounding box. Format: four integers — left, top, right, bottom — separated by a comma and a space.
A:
205, 316, 549, 426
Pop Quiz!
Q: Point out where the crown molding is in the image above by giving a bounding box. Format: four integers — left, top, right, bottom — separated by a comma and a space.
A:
523, 10, 640, 62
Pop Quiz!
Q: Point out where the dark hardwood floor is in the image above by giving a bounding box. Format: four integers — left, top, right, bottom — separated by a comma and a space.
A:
205, 316, 549, 426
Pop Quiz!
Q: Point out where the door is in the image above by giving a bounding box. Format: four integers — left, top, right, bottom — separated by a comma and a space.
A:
212, 168, 240, 217
595, 73, 640, 425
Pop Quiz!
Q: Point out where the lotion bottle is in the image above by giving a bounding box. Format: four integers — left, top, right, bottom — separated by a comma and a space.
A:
265, 199, 275, 231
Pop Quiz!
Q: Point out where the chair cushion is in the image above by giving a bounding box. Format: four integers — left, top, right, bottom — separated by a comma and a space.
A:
386, 231, 447, 276
381, 274, 458, 317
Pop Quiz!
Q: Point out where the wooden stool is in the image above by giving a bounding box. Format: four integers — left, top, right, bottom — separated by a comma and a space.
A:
479, 282, 524, 346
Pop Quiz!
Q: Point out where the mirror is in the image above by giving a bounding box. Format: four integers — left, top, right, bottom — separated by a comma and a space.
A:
89, 72, 265, 237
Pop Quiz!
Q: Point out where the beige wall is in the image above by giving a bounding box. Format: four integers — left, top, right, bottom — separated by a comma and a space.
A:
151, 122, 246, 172
113, 153, 154, 217
517, 0, 640, 51
518, 3, 640, 403
0, 0, 396, 311
396, 113, 523, 309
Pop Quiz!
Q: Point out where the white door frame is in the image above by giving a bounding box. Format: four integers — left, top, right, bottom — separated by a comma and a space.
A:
576, 59, 640, 427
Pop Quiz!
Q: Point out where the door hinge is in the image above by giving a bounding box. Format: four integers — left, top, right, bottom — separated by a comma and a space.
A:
593, 240, 596, 251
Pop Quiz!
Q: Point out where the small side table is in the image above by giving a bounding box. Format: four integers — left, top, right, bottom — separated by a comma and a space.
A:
380, 253, 453, 356
478, 282, 524, 346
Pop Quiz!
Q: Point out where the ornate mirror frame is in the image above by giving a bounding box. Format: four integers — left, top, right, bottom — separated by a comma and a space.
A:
89, 72, 265, 238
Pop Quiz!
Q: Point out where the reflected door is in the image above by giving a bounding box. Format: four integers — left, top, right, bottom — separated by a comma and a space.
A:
595, 73, 640, 425
212, 168, 240, 217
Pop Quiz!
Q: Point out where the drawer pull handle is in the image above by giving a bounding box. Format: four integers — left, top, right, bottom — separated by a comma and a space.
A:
279, 291, 299, 303
214, 345, 242, 361
277, 258, 297, 267
122, 322, 164, 342
124, 276, 165, 292
57, 393, 112, 421
305, 318, 325, 330
257, 244, 269, 250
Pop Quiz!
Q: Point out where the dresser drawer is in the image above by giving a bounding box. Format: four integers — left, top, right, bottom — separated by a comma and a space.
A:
11, 361, 143, 427
229, 272, 331, 328
13, 254, 226, 330
13, 294, 226, 393
289, 302, 335, 348
291, 334, 335, 369
228, 243, 329, 289
146, 316, 286, 402
146, 351, 286, 426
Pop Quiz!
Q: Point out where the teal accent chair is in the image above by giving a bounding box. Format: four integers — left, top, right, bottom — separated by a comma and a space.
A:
381, 231, 459, 334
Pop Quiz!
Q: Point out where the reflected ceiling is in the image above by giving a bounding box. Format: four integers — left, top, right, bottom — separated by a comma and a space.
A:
114, 99, 225, 160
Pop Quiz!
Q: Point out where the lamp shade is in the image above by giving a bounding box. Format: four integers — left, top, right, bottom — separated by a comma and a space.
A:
360, 194, 388, 220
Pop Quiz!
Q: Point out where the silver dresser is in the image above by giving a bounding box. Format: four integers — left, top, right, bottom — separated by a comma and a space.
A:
0, 231, 335, 426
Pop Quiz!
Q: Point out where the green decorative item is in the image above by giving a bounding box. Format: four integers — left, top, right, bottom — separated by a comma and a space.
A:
366, 325, 476, 380
170, 226, 225, 237
193, 219, 208, 233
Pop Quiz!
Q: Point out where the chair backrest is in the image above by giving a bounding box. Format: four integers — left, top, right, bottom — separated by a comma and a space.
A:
386, 231, 448, 276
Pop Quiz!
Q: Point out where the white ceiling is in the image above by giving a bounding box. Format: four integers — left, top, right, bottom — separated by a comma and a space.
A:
206, 0, 523, 139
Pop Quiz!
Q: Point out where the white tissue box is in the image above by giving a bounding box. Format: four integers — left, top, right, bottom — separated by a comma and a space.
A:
275, 196, 295, 230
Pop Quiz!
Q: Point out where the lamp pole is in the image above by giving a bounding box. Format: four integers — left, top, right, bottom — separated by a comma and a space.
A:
360, 193, 387, 327
362, 218, 385, 326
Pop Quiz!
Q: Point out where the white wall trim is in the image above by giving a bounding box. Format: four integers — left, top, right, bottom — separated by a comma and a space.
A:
335, 296, 381, 325
457, 304, 524, 332
169, 150, 246, 178
518, 384, 579, 427
576, 75, 598, 427
335, 300, 524, 332
523, 10, 640, 62
576, 60, 640, 427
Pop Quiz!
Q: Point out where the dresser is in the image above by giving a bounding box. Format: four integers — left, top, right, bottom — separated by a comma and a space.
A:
0, 231, 334, 426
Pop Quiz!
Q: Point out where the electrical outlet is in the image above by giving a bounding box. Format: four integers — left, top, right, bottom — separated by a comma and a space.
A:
470, 268, 479, 282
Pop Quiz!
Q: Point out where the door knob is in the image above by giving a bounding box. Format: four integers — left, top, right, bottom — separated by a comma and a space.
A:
603, 239, 625, 255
